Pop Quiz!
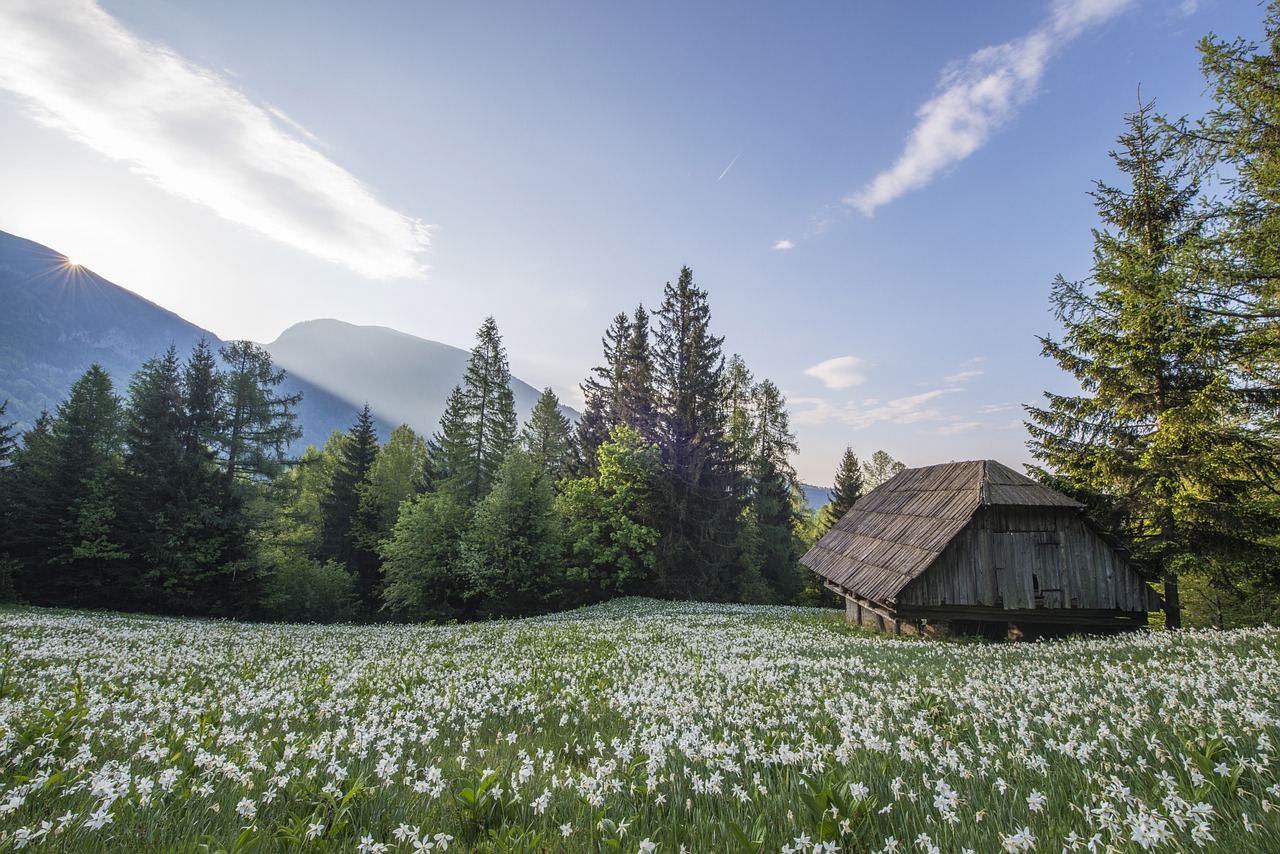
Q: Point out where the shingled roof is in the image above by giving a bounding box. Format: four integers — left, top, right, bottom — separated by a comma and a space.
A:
801, 460, 1083, 603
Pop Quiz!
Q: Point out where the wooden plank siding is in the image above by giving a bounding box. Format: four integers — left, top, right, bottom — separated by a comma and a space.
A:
895, 506, 1158, 613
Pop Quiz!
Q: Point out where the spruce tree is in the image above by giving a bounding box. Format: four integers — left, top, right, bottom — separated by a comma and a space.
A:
1192, 6, 1280, 393
747, 379, 803, 601
652, 267, 743, 600
120, 347, 191, 609
183, 340, 223, 470
618, 305, 658, 443
818, 447, 865, 535
577, 311, 632, 475
14, 367, 127, 606
218, 340, 302, 490
1025, 99, 1279, 627
0, 401, 14, 591
0, 400, 15, 466
521, 387, 575, 482
575, 306, 658, 475
4, 412, 56, 581
428, 385, 470, 495
319, 404, 381, 610
434, 317, 518, 504
723, 355, 756, 482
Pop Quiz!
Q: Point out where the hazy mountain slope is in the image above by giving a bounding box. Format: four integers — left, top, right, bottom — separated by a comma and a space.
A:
265, 319, 559, 442
0, 229, 570, 454
0, 229, 375, 448
800, 483, 833, 513
0, 229, 214, 428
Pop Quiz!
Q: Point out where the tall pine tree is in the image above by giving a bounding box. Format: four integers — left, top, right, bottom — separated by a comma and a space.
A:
817, 447, 865, 535
652, 267, 743, 600
1026, 99, 1279, 627
13, 366, 127, 606
521, 387, 576, 482
319, 404, 381, 610
576, 306, 657, 475
433, 317, 518, 504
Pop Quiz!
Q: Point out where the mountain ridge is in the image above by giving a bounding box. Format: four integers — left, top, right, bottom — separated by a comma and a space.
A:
0, 229, 569, 451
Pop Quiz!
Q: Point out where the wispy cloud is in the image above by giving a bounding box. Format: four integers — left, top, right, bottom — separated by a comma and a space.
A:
0, 0, 430, 278
803, 356, 869, 390
773, 239, 795, 251
792, 362, 998, 432
792, 387, 961, 430
846, 0, 1141, 216
935, 420, 983, 436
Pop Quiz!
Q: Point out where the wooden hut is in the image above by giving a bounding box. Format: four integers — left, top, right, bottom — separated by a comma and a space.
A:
801, 460, 1159, 637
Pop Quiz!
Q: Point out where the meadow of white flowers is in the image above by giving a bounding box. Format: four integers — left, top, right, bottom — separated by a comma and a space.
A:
0, 599, 1277, 852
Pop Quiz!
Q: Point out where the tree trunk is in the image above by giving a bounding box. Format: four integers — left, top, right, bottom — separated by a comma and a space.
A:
1163, 571, 1182, 629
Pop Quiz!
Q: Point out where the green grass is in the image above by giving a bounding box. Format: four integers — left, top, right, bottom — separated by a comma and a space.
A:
0, 599, 1277, 852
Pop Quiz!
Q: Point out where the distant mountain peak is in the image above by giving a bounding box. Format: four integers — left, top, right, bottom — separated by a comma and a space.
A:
265, 318, 561, 441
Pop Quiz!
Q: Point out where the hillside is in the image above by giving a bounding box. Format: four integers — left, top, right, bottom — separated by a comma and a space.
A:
0, 229, 571, 451
265, 319, 562, 446
0, 229, 214, 428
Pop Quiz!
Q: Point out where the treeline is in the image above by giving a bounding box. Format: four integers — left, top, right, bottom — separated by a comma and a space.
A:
1026, 4, 1280, 628
0, 268, 828, 621
0, 341, 300, 615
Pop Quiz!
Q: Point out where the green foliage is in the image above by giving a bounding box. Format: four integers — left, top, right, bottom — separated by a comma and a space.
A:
860, 449, 905, 491
575, 306, 658, 476
318, 404, 382, 611
9, 365, 127, 606
652, 267, 744, 600
361, 423, 428, 537
520, 387, 575, 482
218, 340, 302, 487
380, 488, 470, 620
0, 398, 16, 466
119, 345, 233, 614
431, 317, 518, 506
259, 554, 357, 623
462, 449, 565, 617
1026, 96, 1280, 627
559, 425, 665, 598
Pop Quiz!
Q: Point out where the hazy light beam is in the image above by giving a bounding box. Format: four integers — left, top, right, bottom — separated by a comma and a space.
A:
0, 0, 431, 279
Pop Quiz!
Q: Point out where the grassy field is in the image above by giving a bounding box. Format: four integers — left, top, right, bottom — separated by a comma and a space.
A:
0, 600, 1278, 852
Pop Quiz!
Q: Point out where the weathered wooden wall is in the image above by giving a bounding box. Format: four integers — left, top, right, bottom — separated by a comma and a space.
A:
895, 506, 1157, 613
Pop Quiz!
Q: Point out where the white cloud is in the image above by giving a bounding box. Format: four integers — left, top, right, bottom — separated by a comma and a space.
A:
773, 239, 795, 250
847, 0, 1139, 216
935, 420, 983, 436
793, 362, 994, 431
0, 0, 430, 279
803, 355, 869, 390
791, 387, 961, 430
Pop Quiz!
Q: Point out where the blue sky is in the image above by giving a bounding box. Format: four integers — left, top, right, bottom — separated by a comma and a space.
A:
0, 0, 1263, 484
